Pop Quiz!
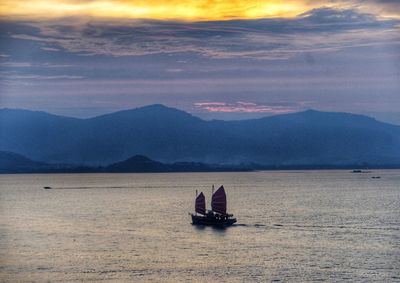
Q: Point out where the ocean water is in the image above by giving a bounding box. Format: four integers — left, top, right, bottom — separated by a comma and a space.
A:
0, 171, 399, 282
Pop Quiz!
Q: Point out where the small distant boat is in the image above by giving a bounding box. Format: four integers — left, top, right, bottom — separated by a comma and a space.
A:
371, 176, 381, 179
191, 185, 237, 227
43, 186, 52, 190
351, 169, 370, 173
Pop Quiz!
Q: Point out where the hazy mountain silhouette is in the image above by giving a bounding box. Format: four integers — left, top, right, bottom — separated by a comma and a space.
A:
0, 151, 246, 173
1, 105, 400, 166
106, 154, 238, 173
0, 151, 50, 172
107, 155, 169, 172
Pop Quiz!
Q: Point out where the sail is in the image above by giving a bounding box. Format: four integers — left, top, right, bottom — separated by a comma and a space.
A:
211, 185, 227, 215
195, 192, 206, 215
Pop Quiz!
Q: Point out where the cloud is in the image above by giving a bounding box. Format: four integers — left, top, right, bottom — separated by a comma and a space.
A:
359, 0, 400, 14
4, 8, 399, 60
166, 68, 184, 73
1, 0, 399, 21
194, 101, 297, 113
41, 47, 61, 52
0, 0, 312, 20
0, 6, 398, 118
195, 102, 227, 107
0, 73, 84, 80
0, 61, 72, 68
0, 62, 31, 67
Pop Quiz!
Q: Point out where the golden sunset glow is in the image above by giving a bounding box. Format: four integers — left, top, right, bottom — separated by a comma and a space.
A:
0, 0, 319, 20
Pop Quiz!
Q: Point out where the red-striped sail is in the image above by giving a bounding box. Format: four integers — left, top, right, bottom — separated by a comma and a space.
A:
211, 186, 227, 215
195, 192, 206, 215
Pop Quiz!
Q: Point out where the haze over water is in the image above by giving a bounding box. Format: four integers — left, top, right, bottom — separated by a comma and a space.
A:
1, 171, 399, 282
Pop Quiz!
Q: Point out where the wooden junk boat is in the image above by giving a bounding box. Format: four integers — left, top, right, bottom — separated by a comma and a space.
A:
191, 185, 237, 227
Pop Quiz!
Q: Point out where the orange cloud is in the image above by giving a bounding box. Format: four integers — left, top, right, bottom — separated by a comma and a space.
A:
0, 0, 398, 21
0, 0, 319, 20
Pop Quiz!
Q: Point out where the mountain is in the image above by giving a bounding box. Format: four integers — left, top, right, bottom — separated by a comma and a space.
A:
105, 154, 238, 172
1, 105, 400, 166
0, 151, 49, 173
0, 152, 248, 173
106, 155, 169, 172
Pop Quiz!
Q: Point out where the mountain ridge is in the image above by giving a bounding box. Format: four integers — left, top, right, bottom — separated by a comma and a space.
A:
2, 150, 400, 174
2, 105, 385, 124
0, 151, 249, 173
1, 105, 400, 165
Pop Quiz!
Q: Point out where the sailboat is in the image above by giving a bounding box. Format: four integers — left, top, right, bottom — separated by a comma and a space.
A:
191, 185, 237, 226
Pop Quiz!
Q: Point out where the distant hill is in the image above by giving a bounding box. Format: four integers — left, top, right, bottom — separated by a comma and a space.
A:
1, 105, 400, 166
106, 154, 242, 173
0, 152, 247, 173
106, 155, 169, 172
0, 151, 49, 173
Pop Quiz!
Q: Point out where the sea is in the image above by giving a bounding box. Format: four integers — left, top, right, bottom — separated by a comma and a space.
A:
0, 170, 399, 282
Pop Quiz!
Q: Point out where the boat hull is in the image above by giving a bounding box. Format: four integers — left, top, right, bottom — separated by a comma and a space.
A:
191, 214, 237, 227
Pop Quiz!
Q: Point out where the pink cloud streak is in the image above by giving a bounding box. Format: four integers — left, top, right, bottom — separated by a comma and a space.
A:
194, 102, 296, 114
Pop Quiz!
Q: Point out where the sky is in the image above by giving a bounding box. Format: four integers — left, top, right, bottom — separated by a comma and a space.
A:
0, 0, 399, 122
